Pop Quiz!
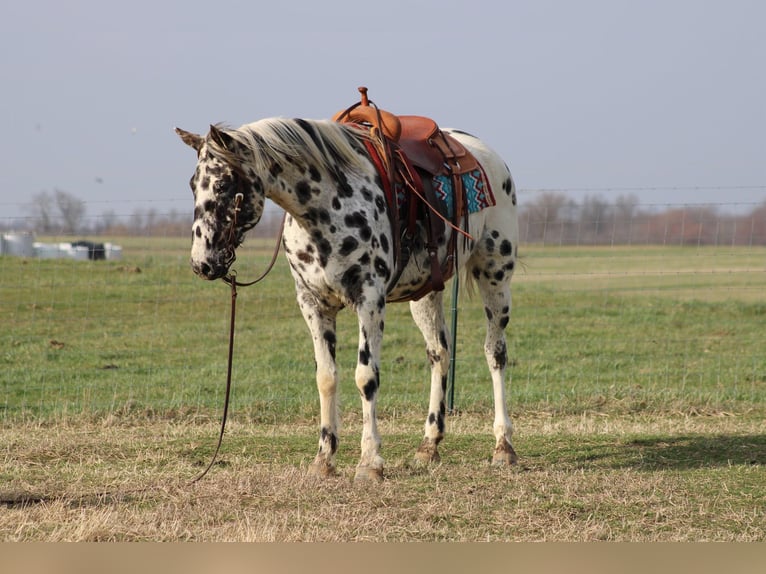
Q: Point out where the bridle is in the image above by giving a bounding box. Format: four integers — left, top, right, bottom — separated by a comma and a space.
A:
191, 192, 285, 483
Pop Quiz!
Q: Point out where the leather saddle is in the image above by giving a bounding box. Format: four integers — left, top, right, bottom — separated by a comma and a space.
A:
333, 87, 478, 301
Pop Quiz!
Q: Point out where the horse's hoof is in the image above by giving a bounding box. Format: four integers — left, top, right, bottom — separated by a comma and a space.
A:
354, 465, 384, 483
308, 460, 337, 478
413, 440, 441, 465
492, 441, 518, 466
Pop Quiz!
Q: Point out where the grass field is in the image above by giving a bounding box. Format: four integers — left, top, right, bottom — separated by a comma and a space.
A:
1, 238, 764, 540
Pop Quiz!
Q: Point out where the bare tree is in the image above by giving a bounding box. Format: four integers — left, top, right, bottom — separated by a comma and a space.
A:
26, 191, 56, 233
520, 192, 576, 243
579, 195, 611, 242
53, 189, 86, 235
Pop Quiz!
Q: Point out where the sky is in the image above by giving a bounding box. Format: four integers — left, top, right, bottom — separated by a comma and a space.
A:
1, 0, 764, 225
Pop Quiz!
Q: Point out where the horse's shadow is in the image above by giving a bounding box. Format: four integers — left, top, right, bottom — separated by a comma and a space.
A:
574, 433, 766, 471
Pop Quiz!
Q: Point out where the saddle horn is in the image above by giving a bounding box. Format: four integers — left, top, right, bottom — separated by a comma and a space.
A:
332, 86, 402, 142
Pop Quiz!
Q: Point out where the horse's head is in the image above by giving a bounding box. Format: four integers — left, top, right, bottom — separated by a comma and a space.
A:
176, 125, 264, 280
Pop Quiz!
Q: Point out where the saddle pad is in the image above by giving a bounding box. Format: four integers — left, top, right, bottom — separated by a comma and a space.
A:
432, 168, 495, 219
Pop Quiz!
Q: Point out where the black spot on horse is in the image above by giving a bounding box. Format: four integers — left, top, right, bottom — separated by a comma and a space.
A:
269, 162, 283, 178
362, 375, 379, 401
341, 264, 364, 303
323, 330, 336, 360
339, 236, 358, 256
439, 329, 448, 351
308, 164, 321, 182
295, 180, 312, 204
359, 343, 371, 366
304, 207, 331, 226
427, 412, 445, 434
320, 426, 338, 454
297, 250, 314, 264
333, 168, 354, 198
500, 240, 513, 256
344, 211, 366, 228
311, 230, 332, 267
344, 211, 372, 242
493, 341, 507, 370
251, 174, 265, 195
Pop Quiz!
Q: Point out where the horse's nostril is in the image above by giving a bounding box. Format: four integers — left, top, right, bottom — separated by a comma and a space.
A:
192, 260, 213, 278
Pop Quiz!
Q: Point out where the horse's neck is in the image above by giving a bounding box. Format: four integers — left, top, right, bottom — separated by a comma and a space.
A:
260, 162, 334, 221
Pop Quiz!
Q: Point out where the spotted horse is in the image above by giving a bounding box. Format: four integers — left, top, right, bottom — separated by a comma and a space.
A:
176, 91, 519, 481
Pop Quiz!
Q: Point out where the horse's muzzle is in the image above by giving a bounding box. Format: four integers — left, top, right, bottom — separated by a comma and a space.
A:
191, 259, 229, 280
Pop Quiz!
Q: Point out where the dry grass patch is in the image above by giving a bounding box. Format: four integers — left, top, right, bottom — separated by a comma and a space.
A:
2, 413, 763, 541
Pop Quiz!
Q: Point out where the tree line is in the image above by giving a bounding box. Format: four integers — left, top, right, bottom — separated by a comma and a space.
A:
11, 189, 766, 246
519, 192, 766, 246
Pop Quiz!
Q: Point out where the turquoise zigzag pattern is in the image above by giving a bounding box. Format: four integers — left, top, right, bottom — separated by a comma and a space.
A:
432, 169, 495, 218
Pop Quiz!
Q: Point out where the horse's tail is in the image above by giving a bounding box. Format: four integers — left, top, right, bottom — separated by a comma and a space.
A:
460, 264, 477, 299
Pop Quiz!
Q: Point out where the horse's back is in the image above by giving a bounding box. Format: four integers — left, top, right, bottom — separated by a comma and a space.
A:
444, 129, 519, 244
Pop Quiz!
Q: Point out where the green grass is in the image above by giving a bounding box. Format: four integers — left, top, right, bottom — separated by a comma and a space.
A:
2, 240, 765, 422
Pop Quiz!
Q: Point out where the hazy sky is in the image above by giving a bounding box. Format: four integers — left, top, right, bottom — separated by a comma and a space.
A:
2, 0, 764, 224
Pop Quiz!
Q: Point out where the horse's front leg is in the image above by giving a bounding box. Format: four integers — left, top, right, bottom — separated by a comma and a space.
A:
353, 296, 386, 482
409, 291, 449, 464
296, 290, 341, 477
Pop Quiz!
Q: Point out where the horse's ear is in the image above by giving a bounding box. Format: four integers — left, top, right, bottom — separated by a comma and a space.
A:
175, 127, 203, 151
208, 124, 235, 151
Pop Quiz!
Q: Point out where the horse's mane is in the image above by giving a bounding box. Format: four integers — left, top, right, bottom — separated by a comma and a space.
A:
208, 118, 372, 177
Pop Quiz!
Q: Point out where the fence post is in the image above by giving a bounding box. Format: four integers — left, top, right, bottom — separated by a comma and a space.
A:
446, 273, 459, 413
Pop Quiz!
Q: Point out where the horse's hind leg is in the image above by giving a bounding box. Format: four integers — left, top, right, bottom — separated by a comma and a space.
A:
470, 238, 518, 465
409, 291, 449, 464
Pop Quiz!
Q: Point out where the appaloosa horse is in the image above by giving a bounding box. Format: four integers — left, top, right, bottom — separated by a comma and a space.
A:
176, 110, 519, 481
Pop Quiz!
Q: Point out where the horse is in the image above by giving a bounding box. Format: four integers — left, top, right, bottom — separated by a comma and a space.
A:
176, 113, 519, 481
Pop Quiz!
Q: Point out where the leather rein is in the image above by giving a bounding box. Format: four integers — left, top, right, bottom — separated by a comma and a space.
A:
191, 193, 285, 483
